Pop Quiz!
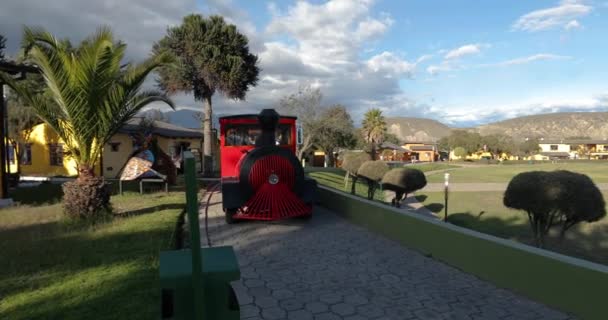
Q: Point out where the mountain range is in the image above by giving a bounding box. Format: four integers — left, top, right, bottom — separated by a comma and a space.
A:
387, 112, 608, 142
157, 109, 608, 142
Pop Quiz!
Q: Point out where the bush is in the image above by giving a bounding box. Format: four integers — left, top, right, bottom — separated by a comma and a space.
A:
382, 168, 427, 207
453, 147, 467, 158
357, 160, 389, 200
63, 177, 112, 221
342, 152, 370, 175
504, 170, 606, 247
341, 152, 371, 194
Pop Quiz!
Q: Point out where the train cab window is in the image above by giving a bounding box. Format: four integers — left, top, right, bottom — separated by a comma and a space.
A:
225, 124, 292, 146
275, 125, 291, 146
225, 125, 260, 146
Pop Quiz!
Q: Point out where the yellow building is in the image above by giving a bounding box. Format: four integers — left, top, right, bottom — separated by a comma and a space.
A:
402, 142, 438, 162
16, 118, 203, 178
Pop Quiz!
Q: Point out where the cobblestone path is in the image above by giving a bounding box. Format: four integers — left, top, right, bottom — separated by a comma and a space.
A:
201, 194, 571, 320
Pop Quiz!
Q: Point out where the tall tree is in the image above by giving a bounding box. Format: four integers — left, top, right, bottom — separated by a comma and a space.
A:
0, 34, 6, 61
314, 104, 356, 166
5, 51, 49, 171
0, 27, 174, 219
443, 130, 482, 155
517, 138, 540, 156
154, 14, 259, 175
361, 108, 387, 160
278, 85, 324, 160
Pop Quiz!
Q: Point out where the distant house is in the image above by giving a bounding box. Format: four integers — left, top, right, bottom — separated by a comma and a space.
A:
16, 118, 204, 178
378, 142, 412, 161
402, 141, 438, 162
536, 139, 608, 160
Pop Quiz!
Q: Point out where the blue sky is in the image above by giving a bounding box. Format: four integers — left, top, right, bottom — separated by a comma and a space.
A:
1, 0, 607, 127
198, 0, 608, 126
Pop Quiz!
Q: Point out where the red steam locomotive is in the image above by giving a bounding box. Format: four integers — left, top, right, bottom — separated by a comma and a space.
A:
219, 109, 317, 223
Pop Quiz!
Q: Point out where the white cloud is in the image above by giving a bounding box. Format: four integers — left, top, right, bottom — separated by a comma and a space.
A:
416, 54, 433, 64
426, 63, 452, 75
512, 0, 592, 32
441, 95, 607, 127
487, 54, 572, 67
366, 51, 415, 77
564, 19, 581, 30
444, 44, 482, 60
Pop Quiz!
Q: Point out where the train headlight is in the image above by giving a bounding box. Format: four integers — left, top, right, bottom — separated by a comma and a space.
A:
268, 173, 279, 185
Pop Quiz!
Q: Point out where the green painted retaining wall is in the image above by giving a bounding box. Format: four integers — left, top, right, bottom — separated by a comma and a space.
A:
318, 186, 607, 320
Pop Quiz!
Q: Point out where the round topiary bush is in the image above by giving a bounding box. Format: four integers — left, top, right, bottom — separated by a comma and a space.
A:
504, 170, 606, 247
357, 160, 389, 200
63, 177, 112, 221
381, 168, 427, 207
341, 152, 371, 194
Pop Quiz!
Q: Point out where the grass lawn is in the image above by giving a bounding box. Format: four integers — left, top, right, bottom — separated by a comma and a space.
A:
402, 163, 460, 172
308, 169, 387, 202
0, 192, 185, 320
416, 191, 608, 266
426, 162, 608, 183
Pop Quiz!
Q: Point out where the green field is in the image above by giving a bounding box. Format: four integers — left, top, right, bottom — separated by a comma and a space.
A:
416, 191, 608, 265
426, 162, 608, 183
0, 192, 185, 320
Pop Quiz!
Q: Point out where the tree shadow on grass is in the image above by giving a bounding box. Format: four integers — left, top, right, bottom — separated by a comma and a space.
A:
445, 212, 608, 266
10, 183, 64, 206
115, 203, 184, 217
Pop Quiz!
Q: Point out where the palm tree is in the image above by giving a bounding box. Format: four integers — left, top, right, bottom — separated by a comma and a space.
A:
0, 27, 174, 218
361, 108, 387, 160
153, 14, 259, 175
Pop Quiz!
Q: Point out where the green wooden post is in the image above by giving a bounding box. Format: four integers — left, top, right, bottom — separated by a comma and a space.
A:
184, 151, 205, 319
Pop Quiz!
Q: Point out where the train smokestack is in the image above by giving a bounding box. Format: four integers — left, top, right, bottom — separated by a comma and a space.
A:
256, 109, 280, 147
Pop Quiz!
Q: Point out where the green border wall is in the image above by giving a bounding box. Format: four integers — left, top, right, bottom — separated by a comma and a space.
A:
318, 186, 608, 320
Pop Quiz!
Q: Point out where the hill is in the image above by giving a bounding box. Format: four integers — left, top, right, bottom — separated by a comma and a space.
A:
476, 112, 608, 140
385, 117, 452, 142
157, 109, 608, 142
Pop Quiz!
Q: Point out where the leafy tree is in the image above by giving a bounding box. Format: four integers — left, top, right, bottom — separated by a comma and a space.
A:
357, 160, 388, 200
5, 51, 49, 171
442, 130, 482, 155
341, 151, 370, 195
382, 168, 427, 207
575, 144, 592, 160
361, 108, 387, 160
314, 104, 357, 167
481, 134, 515, 156
517, 138, 540, 156
154, 14, 259, 175
384, 133, 402, 145
1, 27, 174, 219
0, 34, 6, 61
504, 170, 606, 247
453, 147, 467, 158
278, 85, 324, 160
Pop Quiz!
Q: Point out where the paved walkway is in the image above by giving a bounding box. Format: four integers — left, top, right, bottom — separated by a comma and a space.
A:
422, 182, 608, 192
200, 194, 571, 320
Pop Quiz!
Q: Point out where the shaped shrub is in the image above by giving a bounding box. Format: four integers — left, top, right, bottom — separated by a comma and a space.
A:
381, 168, 427, 207
341, 152, 371, 194
357, 160, 389, 200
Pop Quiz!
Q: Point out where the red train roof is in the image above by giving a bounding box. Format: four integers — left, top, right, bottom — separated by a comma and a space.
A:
219, 114, 297, 121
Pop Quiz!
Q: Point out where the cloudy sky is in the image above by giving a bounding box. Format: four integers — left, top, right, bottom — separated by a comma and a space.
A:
1, 0, 607, 127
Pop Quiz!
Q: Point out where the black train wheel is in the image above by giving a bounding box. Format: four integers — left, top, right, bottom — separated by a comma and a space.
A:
225, 208, 237, 224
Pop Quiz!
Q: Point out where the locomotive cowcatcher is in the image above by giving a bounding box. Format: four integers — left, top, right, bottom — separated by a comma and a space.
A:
220, 109, 317, 223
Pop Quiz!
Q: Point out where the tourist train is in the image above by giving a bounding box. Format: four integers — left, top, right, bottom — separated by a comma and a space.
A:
219, 109, 317, 223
